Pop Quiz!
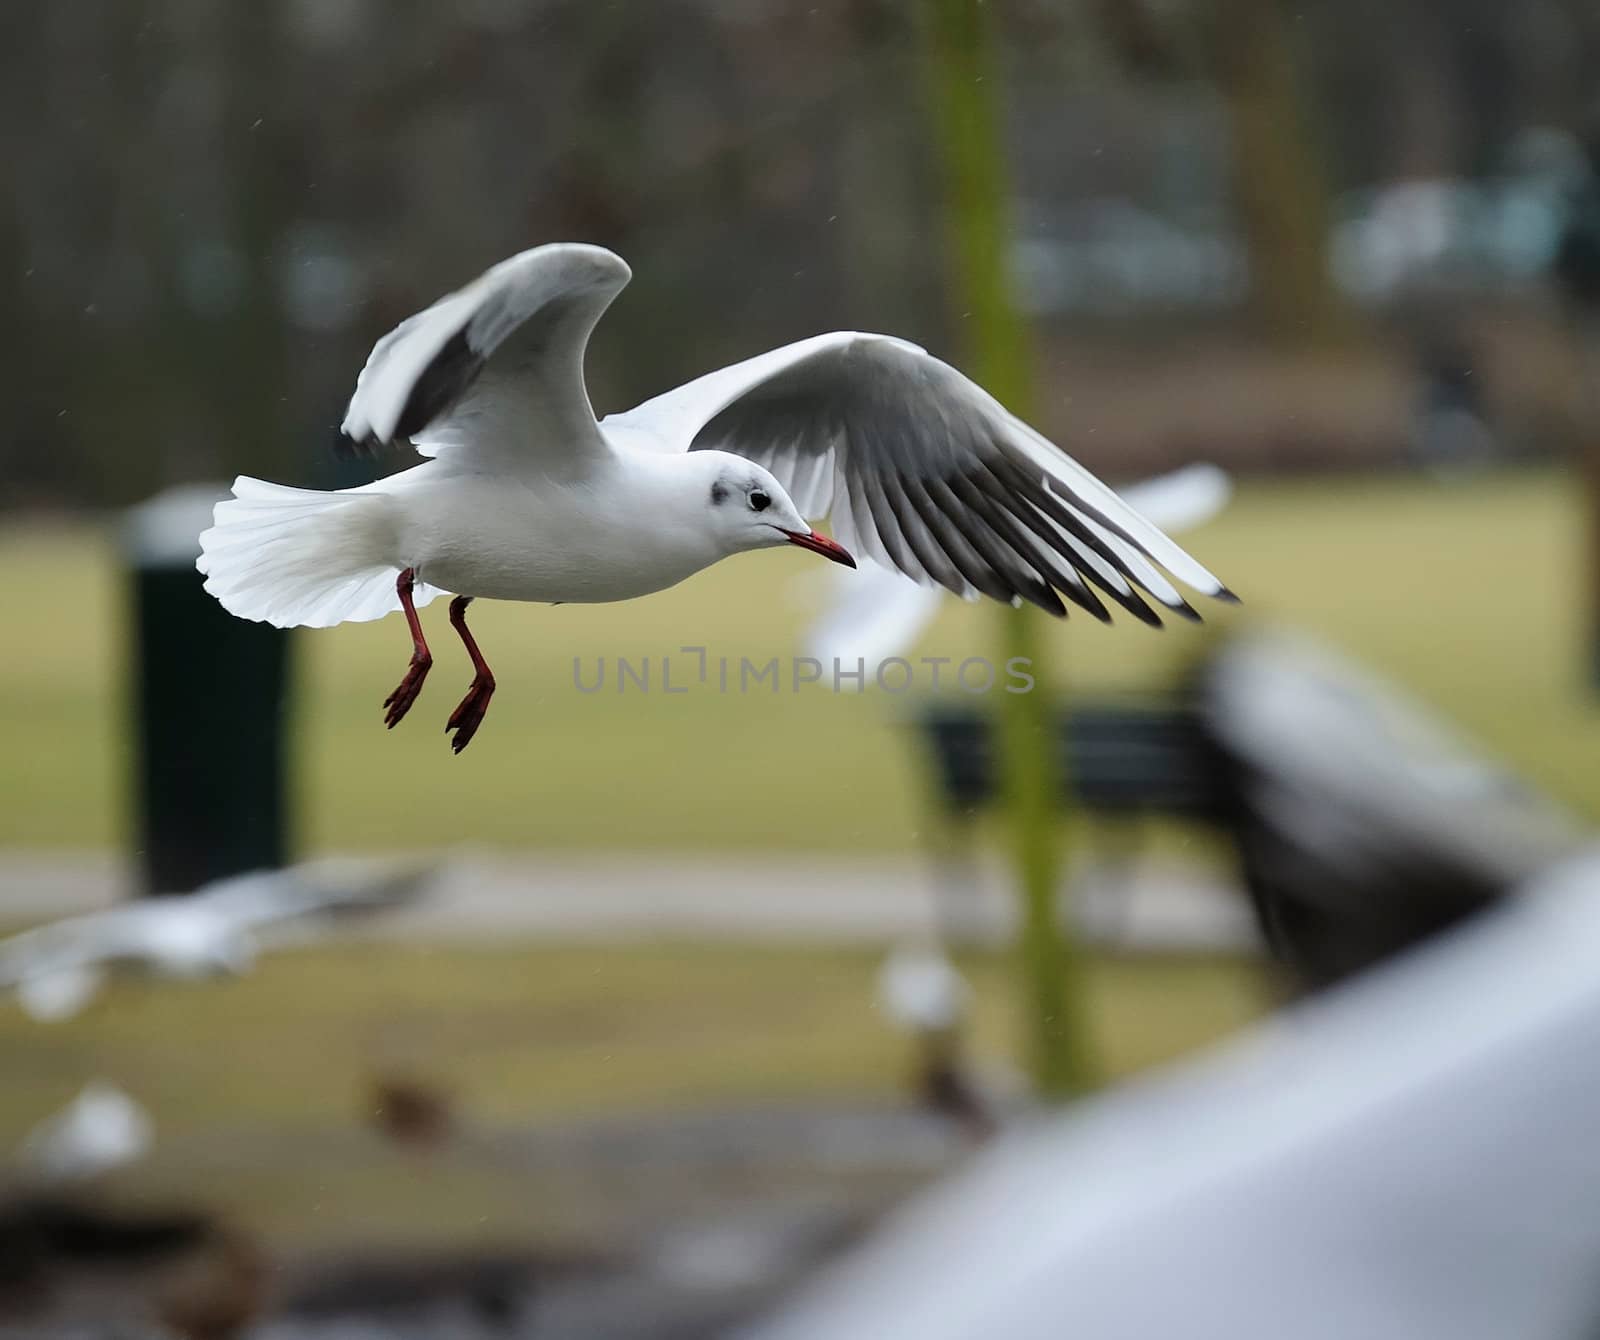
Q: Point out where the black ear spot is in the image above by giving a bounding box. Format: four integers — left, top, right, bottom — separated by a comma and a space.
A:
711, 481, 728, 505
749, 489, 771, 512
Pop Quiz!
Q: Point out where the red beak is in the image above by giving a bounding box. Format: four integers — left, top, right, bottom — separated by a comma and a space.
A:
782, 529, 856, 568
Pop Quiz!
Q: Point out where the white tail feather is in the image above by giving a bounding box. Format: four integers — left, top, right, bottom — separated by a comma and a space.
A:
197, 477, 436, 629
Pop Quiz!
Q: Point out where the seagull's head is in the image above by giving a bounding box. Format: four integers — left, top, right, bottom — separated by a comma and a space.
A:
695, 453, 855, 568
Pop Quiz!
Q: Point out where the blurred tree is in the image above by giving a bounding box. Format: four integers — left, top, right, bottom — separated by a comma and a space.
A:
836, 1, 936, 330
1091, 0, 1188, 81
209, 5, 296, 482
12, 0, 1600, 510
1201, 0, 1353, 346
1553, 117, 1600, 691
920, 0, 1094, 1100
1066, 0, 1353, 346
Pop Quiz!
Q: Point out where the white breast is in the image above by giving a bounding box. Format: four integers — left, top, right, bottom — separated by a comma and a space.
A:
377, 454, 726, 605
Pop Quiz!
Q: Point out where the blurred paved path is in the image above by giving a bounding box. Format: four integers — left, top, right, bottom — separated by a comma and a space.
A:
0, 850, 1257, 952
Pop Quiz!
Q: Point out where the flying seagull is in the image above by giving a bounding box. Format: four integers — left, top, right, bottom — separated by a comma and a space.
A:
0, 865, 426, 1022
197, 243, 1236, 752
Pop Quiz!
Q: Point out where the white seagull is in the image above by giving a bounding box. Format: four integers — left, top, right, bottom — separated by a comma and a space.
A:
0, 866, 425, 1022
197, 243, 1236, 752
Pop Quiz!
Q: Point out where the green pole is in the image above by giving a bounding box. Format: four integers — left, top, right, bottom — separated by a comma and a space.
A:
920, 0, 1093, 1097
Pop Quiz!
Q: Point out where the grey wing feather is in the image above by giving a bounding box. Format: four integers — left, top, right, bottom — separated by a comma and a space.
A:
339, 243, 631, 465
667, 334, 1234, 624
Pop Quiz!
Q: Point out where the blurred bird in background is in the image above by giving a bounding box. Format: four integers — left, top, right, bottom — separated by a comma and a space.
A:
876, 943, 1002, 1142
0, 864, 429, 1022
367, 1074, 456, 1151
15, 1083, 153, 1187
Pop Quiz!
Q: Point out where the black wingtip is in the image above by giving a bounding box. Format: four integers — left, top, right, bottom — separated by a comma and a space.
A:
1121, 593, 1165, 628
1016, 579, 1069, 619
395, 327, 482, 440
1066, 600, 1113, 625
1213, 585, 1242, 605
1054, 578, 1113, 624
332, 424, 385, 460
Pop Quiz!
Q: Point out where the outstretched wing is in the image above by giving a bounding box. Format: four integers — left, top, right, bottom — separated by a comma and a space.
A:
0, 906, 150, 991
195, 865, 430, 931
605, 332, 1234, 624
340, 243, 632, 468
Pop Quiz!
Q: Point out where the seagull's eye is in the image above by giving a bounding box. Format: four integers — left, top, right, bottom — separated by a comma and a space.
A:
749, 489, 771, 512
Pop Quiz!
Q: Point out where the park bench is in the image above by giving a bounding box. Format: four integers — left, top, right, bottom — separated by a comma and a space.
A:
909, 698, 1228, 943
915, 699, 1221, 823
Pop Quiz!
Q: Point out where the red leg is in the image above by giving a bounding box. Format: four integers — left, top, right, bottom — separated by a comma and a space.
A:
445, 596, 496, 754
382, 568, 432, 729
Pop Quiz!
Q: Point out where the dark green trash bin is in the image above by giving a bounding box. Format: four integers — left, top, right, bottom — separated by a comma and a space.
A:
124, 485, 292, 896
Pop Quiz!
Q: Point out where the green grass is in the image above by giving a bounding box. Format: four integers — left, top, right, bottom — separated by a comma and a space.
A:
0, 943, 1259, 1136
27, 473, 1563, 1240
3, 467, 1595, 853
0, 941, 1264, 1246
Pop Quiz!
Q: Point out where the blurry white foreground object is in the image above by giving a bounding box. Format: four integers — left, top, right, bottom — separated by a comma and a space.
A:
802, 562, 944, 669
801, 465, 1232, 668
0, 864, 427, 1022
876, 943, 970, 1035
1195, 628, 1582, 990
749, 850, 1600, 1340
20, 1081, 153, 1183
1117, 462, 1232, 534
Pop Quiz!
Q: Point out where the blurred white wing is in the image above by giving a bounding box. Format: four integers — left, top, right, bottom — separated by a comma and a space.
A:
0, 905, 154, 993
16, 964, 107, 1022
801, 561, 945, 668
0, 865, 429, 1018
1116, 464, 1232, 535
193, 864, 431, 930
